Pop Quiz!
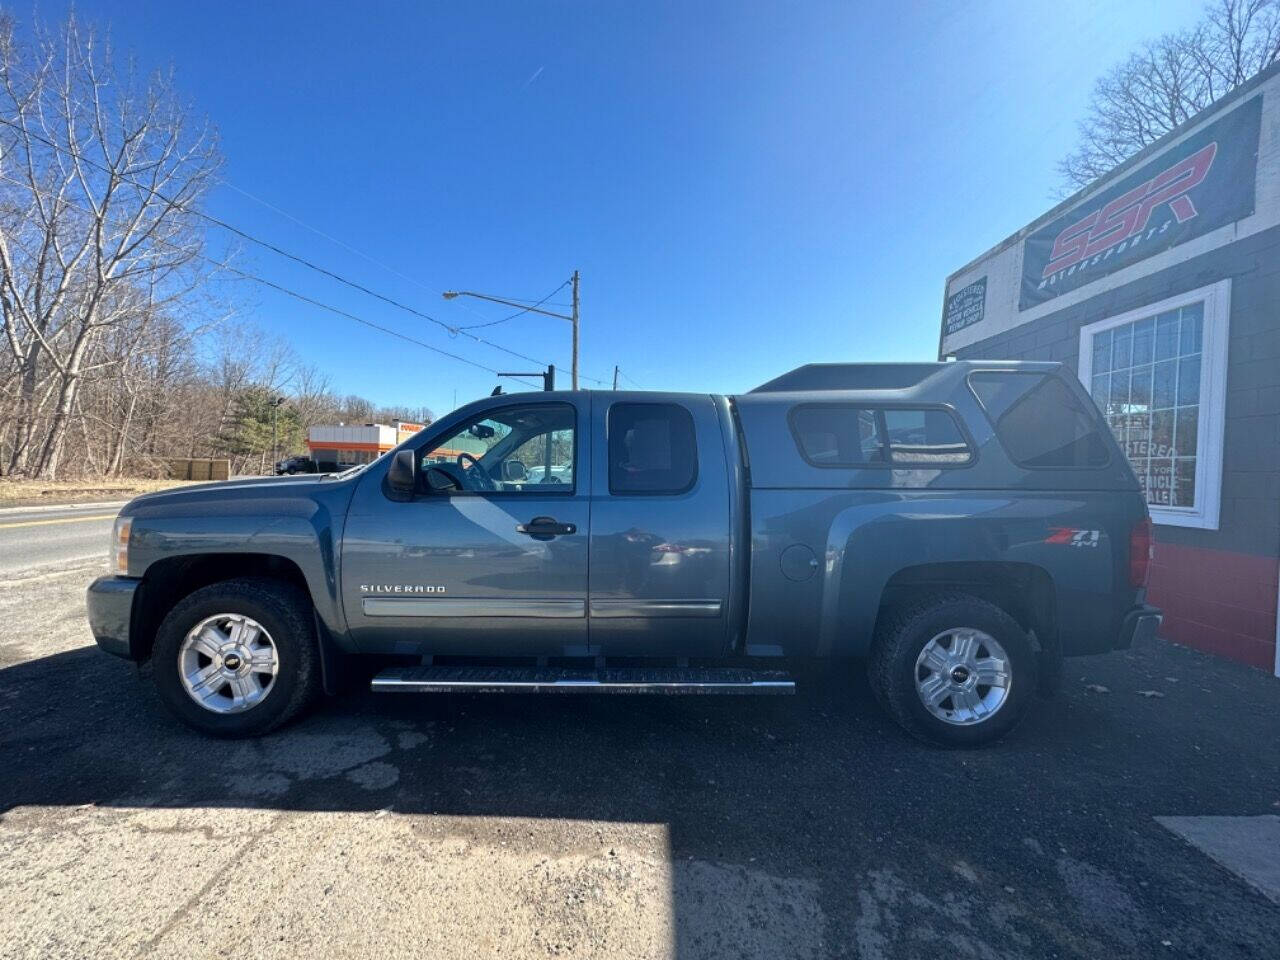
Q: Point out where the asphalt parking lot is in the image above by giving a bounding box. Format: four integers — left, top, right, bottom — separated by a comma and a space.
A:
2, 557, 1279, 959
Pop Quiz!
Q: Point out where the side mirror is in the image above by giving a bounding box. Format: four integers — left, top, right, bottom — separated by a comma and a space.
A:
387, 450, 416, 497
501, 459, 528, 482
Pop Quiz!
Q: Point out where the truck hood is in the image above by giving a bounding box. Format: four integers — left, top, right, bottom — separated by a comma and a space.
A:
120, 474, 333, 514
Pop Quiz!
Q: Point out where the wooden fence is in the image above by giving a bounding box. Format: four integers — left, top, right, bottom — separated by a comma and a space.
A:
165, 458, 231, 482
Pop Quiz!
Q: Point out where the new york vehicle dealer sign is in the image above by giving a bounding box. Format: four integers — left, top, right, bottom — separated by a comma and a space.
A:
1020, 94, 1261, 310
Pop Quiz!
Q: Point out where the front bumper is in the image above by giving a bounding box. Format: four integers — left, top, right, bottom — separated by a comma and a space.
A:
1114, 604, 1162, 650
86, 576, 143, 660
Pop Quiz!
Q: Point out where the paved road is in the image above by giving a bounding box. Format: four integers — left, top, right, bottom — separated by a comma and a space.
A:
1, 559, 1278, 959
0, 502, 121, 576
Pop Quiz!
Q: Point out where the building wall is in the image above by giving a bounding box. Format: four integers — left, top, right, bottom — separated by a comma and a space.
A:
394, 421, 426, 444
942, 65, 1280, 356
308, 424, 399, 467
950, 225, 1280, 670
308, 424, 398, 449
938, 63, 1280, 675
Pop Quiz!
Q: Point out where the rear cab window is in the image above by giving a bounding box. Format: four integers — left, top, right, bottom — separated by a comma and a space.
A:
608, 402, 698, 494
789, 405, 973, 467
968, 372, 1110, 469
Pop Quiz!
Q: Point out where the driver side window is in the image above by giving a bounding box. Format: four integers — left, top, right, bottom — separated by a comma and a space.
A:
418, 402, 576, 494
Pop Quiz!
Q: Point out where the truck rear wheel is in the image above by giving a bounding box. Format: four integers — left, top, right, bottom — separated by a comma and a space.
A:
151, 578, 321, 738
869, 592, 1036, 748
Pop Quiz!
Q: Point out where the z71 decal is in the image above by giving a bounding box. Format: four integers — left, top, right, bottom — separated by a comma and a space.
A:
1045, 528, 1100, 548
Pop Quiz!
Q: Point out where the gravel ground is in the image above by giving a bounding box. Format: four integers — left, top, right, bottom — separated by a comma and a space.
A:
2, 558, 1279, 959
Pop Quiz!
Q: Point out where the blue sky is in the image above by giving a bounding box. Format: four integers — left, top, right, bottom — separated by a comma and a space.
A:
57, 0, 1205, 417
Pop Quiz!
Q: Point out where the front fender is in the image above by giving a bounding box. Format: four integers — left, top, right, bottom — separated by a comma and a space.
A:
122, 481, 356, 648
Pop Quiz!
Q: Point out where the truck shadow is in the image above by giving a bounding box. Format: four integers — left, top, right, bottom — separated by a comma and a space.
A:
3, 643, 1277, 958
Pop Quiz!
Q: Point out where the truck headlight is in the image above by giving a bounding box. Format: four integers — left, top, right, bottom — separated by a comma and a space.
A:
111, 516, 133, 576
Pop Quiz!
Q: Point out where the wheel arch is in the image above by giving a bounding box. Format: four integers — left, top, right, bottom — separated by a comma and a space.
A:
131, 554, 311, 662
872, 561, 1057, 656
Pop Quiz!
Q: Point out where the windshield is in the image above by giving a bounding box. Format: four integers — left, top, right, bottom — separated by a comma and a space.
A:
322, 451, 389, 481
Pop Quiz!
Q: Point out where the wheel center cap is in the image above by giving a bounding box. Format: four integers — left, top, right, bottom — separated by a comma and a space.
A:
223, 652, 243, 671
950, 665, 971, 684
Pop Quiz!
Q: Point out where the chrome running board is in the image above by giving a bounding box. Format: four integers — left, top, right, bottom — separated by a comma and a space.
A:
370, 664, 794, 695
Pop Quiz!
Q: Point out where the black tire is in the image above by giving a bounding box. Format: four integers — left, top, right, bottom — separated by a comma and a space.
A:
286, 467, 297, 474
868, 592, 1037, 748
151, 577, 321, 738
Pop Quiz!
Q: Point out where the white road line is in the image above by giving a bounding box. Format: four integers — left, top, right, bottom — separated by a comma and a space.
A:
1157, 815, 1280, 905
0, 500, 126, 516
0, 513, 116, 530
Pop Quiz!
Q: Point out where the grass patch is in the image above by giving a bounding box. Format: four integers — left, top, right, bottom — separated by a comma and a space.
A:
0, 477, 201, 506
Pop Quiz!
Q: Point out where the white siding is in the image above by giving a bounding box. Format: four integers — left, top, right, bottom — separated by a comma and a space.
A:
307, 424, 397, 447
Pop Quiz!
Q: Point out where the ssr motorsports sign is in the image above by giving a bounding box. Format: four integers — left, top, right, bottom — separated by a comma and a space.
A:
1021, 94, 1261, 309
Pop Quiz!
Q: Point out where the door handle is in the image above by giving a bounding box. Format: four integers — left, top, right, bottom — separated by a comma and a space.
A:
516, 516, 577, 541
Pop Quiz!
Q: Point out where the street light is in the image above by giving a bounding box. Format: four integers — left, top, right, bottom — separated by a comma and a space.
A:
443, 271, 580, 389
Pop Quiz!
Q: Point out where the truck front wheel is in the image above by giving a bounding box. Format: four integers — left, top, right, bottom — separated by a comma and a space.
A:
869, 593, 1037, 748
151, 578, 321, 738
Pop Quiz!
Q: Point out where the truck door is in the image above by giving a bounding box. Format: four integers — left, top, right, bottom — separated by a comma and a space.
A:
340, 395, 591, 656
588, 394, 732, 656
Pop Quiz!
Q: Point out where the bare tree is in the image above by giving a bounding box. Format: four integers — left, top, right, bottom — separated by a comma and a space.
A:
0, 12, 221, 477
1060, 0, 1280, 190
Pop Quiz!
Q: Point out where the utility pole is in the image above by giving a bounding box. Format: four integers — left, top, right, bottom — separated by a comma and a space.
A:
613, 365, 619, 390
269, 396, 286, 470
443, 274, 581, 389
570, 270, 580, 391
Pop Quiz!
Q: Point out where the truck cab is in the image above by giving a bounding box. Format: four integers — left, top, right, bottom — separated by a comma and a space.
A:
341, 391, 738, 660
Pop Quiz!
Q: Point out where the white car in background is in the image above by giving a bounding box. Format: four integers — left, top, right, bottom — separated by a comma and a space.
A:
523, 464, 572, 484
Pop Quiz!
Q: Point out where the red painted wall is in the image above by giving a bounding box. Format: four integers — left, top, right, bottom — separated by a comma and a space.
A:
1147, 538, 1278, 670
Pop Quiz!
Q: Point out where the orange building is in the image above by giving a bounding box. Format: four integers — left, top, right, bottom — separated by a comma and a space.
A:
307, 420, 425, 469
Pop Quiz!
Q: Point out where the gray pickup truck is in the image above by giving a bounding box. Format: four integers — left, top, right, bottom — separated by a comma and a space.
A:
87, 361, 1160, 746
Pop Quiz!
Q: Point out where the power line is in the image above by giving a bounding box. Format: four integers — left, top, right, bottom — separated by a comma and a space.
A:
210, 167, 607, 381
0, 171, 542, 388
481, 295, 573, 308
210, 174, 611, 383
214, 176, 499, 329
216, 262, 540, 384
0, 116, 567, 376
457, 279, 571, 330
206, 186, 607, 384
214, 173, 604, 382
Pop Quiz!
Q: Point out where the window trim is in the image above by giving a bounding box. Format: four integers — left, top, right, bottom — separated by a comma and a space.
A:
413, 400, 579, 498
1077, 279, 1231, 530
607, 401, 700, 496
786, 402, 976, 470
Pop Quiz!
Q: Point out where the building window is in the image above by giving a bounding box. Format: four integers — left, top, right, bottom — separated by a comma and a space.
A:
1078, 279, 1230, 529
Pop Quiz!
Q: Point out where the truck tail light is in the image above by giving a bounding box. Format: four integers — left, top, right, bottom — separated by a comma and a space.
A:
1129, 517, 1153, 588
